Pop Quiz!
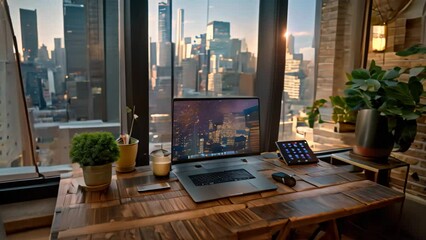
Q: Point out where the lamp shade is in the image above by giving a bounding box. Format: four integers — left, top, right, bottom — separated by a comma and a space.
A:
372, 25, 386, 52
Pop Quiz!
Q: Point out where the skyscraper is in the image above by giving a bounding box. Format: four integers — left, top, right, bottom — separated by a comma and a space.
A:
287, 34, 295, 54
157, 1, 171, 66
206, 21, 232, 57
207, 21, 230, 41
175, 8, 184, 65
63, 0, 87, 77
52, 38, 67, 94
158, 1, 171, 42
19, 9, 38, 63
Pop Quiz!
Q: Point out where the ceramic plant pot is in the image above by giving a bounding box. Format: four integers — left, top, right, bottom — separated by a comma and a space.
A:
116, 138, 139, 172
82, 163, 112, 190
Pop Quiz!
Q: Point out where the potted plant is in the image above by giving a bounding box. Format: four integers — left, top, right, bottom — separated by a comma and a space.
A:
70, 132, 120, 190
306, 99, 327, 128
116, 106, 139, 172
344, 59, 425, 160
329, 96, 357, 133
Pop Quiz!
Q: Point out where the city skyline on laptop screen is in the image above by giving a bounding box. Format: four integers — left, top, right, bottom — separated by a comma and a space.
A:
172, 98, 260, 162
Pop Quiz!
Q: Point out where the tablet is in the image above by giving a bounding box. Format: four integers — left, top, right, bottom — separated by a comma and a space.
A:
275, 140, 318, 165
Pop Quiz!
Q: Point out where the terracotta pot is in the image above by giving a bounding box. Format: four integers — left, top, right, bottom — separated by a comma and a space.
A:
82, 163, 112, 189
116, 138, 139, 172
353, 109, 393, 161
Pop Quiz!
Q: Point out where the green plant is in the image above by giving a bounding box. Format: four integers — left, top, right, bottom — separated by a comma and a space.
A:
344, 59, 426, 151
70, 132, 120, 166
306, 99, 327, 128
329, 96, 357, 124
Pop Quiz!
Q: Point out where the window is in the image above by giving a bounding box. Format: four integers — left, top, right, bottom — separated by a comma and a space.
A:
278, 0, 367, 151
1, 0, 119, 174
148, 0, 260, 152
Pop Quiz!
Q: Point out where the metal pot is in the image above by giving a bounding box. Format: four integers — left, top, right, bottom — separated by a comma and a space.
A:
353, 109, 394, 161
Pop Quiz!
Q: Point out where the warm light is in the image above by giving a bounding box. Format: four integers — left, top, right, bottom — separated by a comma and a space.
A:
283, 31, 288, 38
372, 25, 386, 52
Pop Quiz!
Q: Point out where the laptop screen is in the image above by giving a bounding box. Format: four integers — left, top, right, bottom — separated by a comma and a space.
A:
172, 98, 260, 162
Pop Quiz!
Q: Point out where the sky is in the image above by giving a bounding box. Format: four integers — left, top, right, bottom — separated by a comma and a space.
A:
8, 0, 316, 60
8, 0, 64, 53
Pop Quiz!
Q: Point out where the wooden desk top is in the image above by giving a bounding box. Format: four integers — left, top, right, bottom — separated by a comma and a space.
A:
50, 156, 404, 239
331, 151, 409, 172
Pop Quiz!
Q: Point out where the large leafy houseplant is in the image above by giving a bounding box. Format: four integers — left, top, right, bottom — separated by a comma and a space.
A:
344, 59, 426, 152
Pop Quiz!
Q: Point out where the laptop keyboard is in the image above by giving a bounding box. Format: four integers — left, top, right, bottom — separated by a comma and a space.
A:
189, 169, 255, 186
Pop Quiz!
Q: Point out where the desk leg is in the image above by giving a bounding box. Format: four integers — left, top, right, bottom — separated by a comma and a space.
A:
403, 165, 410, 193
276, 221, 292, 240
322, 219, 339, 240
375, 170, 391, 186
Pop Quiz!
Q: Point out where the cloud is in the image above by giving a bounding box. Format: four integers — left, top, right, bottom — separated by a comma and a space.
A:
290, 31, 311, 37
184, 20, 195, 24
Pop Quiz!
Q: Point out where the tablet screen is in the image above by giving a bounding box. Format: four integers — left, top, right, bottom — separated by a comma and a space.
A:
275, 140, 318, 165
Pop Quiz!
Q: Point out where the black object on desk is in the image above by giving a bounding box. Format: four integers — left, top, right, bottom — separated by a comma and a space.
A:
272, 172, 296, 187
275, 140, 319, 165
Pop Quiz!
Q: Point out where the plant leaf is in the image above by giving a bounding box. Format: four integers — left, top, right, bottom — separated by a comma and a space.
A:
383, 83, 416, 106
408, 76, 424, 103
393, 119, 417, 152
382, 69, 400, 80
351, 69, 370, 80
396, 44, 426, 56
409, 67, 426, 77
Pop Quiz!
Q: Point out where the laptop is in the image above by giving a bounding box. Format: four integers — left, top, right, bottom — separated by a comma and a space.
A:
172, 97, 277, 203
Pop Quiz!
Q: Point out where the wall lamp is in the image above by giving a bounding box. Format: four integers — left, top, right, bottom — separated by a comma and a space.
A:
372, 25, 386, 52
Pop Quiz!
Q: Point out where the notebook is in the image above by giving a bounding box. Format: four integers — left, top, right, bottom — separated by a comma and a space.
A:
172, 97, 277, 203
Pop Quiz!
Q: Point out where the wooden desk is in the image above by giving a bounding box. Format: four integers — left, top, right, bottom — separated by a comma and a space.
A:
50, 156, 404, 239
331, 151, 410, 192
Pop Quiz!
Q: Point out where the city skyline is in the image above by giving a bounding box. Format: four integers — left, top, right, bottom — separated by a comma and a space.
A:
9, 0, 316, 60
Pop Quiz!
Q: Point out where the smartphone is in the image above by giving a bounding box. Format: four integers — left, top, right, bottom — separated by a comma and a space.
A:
137, 182, 171, 192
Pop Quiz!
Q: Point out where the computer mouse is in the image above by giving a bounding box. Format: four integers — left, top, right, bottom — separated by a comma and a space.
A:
194, 164, 202, 168
241, 158, 248, 163
272, 172, 296, 187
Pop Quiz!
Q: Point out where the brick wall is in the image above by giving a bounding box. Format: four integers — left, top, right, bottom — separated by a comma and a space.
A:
368, 14, 426, 199
317, 0, 354, 101
316, 0, 426, 200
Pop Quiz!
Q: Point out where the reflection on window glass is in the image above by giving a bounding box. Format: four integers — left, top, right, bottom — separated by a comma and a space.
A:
3, 0, 119, 168
148, 0, 259, 151
279, 0, 317, 146
280, 0, 365, 151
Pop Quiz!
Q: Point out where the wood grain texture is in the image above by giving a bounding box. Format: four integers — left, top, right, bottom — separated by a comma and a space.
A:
51, 159, 404, 240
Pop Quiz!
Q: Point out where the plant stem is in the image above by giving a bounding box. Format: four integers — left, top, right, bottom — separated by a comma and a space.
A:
129, 105, 136, 140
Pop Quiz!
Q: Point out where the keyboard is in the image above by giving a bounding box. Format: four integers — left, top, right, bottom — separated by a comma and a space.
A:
189, 169, 255, 186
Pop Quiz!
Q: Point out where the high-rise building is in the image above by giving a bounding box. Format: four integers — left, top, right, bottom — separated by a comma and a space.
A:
207, 21, 232, 57
63, 0, 87, 77
157, 1, 171, 66
104, 0, 119, 122
207, 21, 230, 41
284, 52, 302, 100
62, 0, 119, 122
86, 0, 105, 120
287, 34, 295, 54
175, 8, 184, 65
52, 38, 67, 95
158, 1, 171, 42
19, 9, 38, 63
